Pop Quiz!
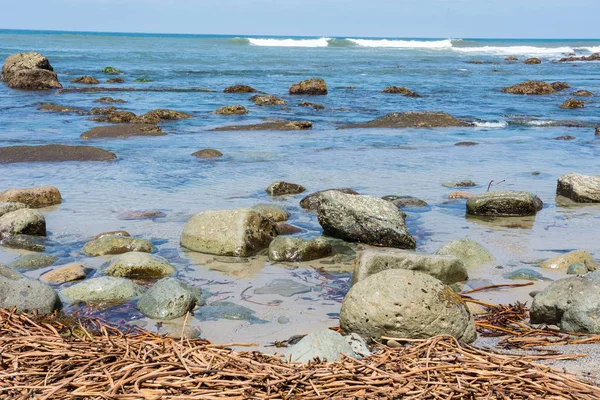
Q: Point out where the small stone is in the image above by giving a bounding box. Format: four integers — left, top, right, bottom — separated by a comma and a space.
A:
436, 238, 494, 268
466, 191, 543, 217
61, 276, 142, 303
567, 263, 588, 275
278, 316, 290, 324
8, 254, 56, 270
560, 98, 585, 109
249, 95, 287, 106
93, 231, 130, 240
447, 192, 474, 199
0, 276, 60, 314
0, 234, 48, 251
223, 85, 257, 93
266, 181, 306, 196
105, 252, 176, 279
386, 339, 402, 348
572, 90, 593, 97
82, 235, 154, 256
0, 209, 46, 238
0, 264, 23, 280
382, 195, 428, 208
524, 57, 541, 65
40, 263, 87, 283
276, 223, 302, 235
192, 149, 223, 158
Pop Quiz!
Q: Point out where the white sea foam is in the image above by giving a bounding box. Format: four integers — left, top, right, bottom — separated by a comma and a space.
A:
452, 46, 575, 56
345, 38, 453, 48
524, 120, 555, 126
584, 46, 600, 53
473, 121, 508, 128
246, 37, 331, 47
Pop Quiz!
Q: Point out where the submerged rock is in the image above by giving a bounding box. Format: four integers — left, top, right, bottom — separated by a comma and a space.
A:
249, 95, 287, 106
351, 248, 468, 285
560, 98, 585, 109
93, 230, 130, 240
106, 77, 124, 83
300, 188, 359, 210
340, 269, 476, 343
299, 102, 325, 110
276, 223, 302, 235
382, 195, 428, 208
62, 276, 142, 304
381, 86, 420, 97
251, 204, 289, 222
317, 191, 416, 249
289, 78, 328, 95
82, 235, 154, 256
339, 112, 471, 129
284, 329, 356, 363
2, 52, 61, 90
504, 268, 550, 281
138, 278, 201, 320
94, 97, 125, 103
442, 179, 476, 188
539, 250, 596, 270
436, 238, 494, 268
254, 278, 312, 297
105, 252, 176, 279
268, 237, 333, 262
266, 181, 306, 196
0, 186, 61, 208
466, 191, 543, 217
211, 120, 311, 131
559, 53, 600, 62
0, 265, 23, 280
501, 81, 554, 95
192, 149, 223, 158
117, 210, 166, 220
0, 276, 60, 314
71, 76, 100, 84
557, 173, 600, 202
573, 90, 593, 97
0, 209, 46, 238
0, 145, 116, 163
455, 141, 478, 146
224, 84, 257, 93
40, 263, 87, 284
0, 234, 49, 252
37, 102, 83, 114
81, 124, 164, 139
195, 301, 266, 324
9, 253, 56, 270
505, 56, 518, 61
524, 57, 541, 64
214, 105, 248, 115
181, 208, 278, 257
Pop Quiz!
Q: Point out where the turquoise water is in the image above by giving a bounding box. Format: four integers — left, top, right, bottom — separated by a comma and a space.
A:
1, 30, 600, 346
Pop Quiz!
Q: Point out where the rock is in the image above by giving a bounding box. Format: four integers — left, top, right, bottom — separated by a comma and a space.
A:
276, 223, 302, 235
249, 95, 287, 106
180, 208, 278, 257
0, 264, 23, 280
40, 263, 87, 283
62, 277, 142, 304
317, 192, 415, 249
340, 269, 476, 343
0, 276, 60, 314
554, 135, 576, 140
251, 204, 290, 222
137, 109, 193, 123
524, 57, 542, 64
101, 66, 120, 74
531, 275, 600, 333
117, 211, 166, 220
266, 181, 306, 196
351, 248, 468, 286
93, 230, 130, 240
211, 120, 311, 131
214, 105, 248, 115
106, 77, 124, 83
299, 102, 325, 109
71, 76, 99, 84
0, 186, 61, 208
0, 202, 27, 217
192, 149, 223, 158
447, 192, 475, 199
559, 53, 600, 62
505, 56, 518, 61
0, 209, 46, 239
557, 173, 600, 202
573, 90, 593, 97
2, 52, 61, 90
594, 127, 599, 136
339, 112, 471, 129
0, 145, 116, 163
254, 278, 312, 297
284, 329, 356, 363
455, 141, 478, 146
289, 78, 328, 95
381, 86, 420, 97
268, 237, 333, 262
82, 235, 154, 256
300, 188, 359, 210
466, 191, 543, 217
567, 263, 588, 275
81, 124, 164, 139
560, 98, 585, 109
9, 254, 56, 270
138, 278, 201, 320
87, 105, 118, 115
501, 81, 554, 95
194, 301, 266, 324
442, 179, 476, 188
382, 195, 428, 208
504, 268, 550, 281
551, 82, 571, 91
278, 316, 290, 324
94, 97, 125, 103
436, 239, 494, 268
539, 250, 595, 270
224, 85, 257, 93
0, 234, 48, 252
37, 102, 83, 114
105, 252, 176, 279
345, 333, 371, 358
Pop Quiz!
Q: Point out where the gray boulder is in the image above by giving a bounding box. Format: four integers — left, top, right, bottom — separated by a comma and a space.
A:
340, 269, 476, 343
2, 52, 61, 90
181, 208, 278, 257
300, 188, 359, 210
436, 238, 494, 268
0, 202, 28, 217
283, 329, 356, 363
268, 237, 333, 262
317, 192, 415, 249
82, 235, 154, 256
0, 276, 60, 314
61, 276, 142, 303
8, 253, 56, 269
105, 252, 176, 279
557, 173, 600, 203
138, 278, 201, 320
351, 248, 468, 286
0, 209, 46, 238
466, 191, 543, 217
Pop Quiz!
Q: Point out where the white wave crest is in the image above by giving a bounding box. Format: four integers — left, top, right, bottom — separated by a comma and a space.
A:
584, 46, 600, 53
474, 121, 508, 128
453, 45, 574, 56
524, 120, 555, 126
247, 37, 330, 47
346, 38, 453, 49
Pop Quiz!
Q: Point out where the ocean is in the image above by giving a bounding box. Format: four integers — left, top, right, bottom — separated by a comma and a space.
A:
1, 30, 599, 346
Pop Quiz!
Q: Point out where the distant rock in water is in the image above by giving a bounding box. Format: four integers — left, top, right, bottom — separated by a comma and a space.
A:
94, 97, 125, 103
211, 120, 312, 131
0, 145, 116, 163
106, 77, 124, 83
553, 135, 576, 140
524, 57, 542, 64
71, 76, 99, 84
90, 108, 193, 124
249, 95, 287, 106
299, 102, 325, 110
455, 141, 478, 146
266, 181, 306, 196
338, 112, 471, 129
36, 102, 83, 114
559, 98, 584, 109
1, 52, 62, 90
551, 82, 571, 91
224, 84, 257, 93
214, 105, 248, 115
381, 86, 420, 97
504, 56, 518, 61
382, 195, 428, 208
559, 53, 600, 62
81, 124, 164, 139
502, 81, 554, 95
572, 90, 593, 97
289, 78, 328, 95
192, 149, 223, 158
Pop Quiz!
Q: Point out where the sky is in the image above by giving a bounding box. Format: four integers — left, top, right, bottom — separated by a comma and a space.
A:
2, 0, 599, 38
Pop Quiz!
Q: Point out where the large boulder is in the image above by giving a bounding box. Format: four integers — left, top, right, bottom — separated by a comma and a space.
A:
283, 329, 357, 363
339, 112, 471, 129
340, 269, 476, 343
0, 276, 60, 314
61, 276, 142, 303
0, 186, 61, 208
137, 277, 202, 320
466, 191, 543, 217
0, 145, 116, 163
539, 249, 596, 270
180, 208, 278, 257
2, 52, 61, 90
501, 81, 554, 95
300, 188, 359, 210
82, 235, 154, 256
436, 238, 494, 268
289, 78, 328, 95
351, 248, 467, 286
268, 237, 333, 262
317, 192, 416, 249
0, 209, 46, 239
531, 275, 600, 333
557, 173, 600, 203
105, 252, 176, 279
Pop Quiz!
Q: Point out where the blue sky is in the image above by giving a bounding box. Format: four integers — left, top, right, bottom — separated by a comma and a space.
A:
3, 0, 599, 38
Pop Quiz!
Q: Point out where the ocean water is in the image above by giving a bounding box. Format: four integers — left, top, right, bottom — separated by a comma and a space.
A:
1, 30, 600, 347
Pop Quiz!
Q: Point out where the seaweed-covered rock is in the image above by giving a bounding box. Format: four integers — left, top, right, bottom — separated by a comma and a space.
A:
224, 84, 257, 93
101, 66, 120, 74
62, 277, 142, 304
289, 78, 327, 95
268, 237, 333, 262
466, 191, 543, 217
524, 57, 541, 64
560, 98, 584, 109
0, 209, 46, 239
81, 124, 164, 139
105, 252, 176, 279
82, 235, 154, 256
2, 52, 61, 90
300, 188, 359, 210
138, 277, 202, 320
71, 76, 99, 84
0, 186, 61, 208
214, 105, 248, 115
211, 120, 311, 131
436, 238, 494, 268
0, 145, 116, 163
557, 173, 600, 202
266, 181, 306, 196
339, 112, 471, 129
381, 86, 420, 97
249, 95, 287, 106
192, 149, 223, 158
501, 81, 554, 95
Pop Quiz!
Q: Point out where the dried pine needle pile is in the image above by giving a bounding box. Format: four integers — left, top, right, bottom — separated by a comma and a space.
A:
1, 308, 600, 399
